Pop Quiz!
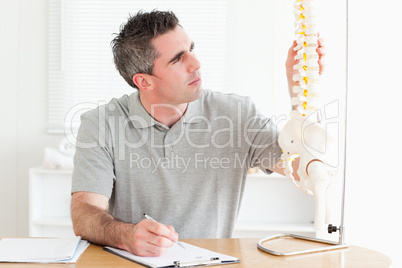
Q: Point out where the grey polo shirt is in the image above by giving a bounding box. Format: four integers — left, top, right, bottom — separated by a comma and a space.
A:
72, 89, 282, 238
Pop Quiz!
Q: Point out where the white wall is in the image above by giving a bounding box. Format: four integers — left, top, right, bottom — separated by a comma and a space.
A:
0, 0, 401, 266
345, 1, 402, 266
0, 0, 61, 236
0, 0, 18, 236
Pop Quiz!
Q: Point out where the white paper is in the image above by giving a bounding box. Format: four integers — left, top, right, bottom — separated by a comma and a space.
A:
58, 240, 90, 263
105, 241, 239, 268
0, 237, 89, 263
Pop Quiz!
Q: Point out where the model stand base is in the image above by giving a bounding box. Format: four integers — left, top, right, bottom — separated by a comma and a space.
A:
257, 233, 348, 256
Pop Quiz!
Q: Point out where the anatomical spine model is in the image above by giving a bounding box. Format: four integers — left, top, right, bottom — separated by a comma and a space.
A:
278, 0, 337, 231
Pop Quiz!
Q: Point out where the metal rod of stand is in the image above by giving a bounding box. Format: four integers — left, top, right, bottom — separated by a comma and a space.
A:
338, 0, 349, 246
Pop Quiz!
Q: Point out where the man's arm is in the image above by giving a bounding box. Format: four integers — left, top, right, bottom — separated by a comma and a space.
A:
71, 191, 179, 257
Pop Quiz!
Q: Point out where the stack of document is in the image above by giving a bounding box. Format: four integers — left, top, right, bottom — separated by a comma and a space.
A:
0, 237, 89, 263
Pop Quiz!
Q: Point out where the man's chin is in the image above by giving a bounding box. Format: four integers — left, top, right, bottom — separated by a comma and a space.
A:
189, 86, 204, 102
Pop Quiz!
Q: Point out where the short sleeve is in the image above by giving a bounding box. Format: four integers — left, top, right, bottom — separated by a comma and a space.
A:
242, 99, 283, 173
71, 108, 115, 198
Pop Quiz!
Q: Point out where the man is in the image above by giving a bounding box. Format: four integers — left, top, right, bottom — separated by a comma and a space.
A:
71, 10, 325, 257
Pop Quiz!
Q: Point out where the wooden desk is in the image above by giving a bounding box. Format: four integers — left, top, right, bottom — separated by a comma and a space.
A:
1, 238, 392, 268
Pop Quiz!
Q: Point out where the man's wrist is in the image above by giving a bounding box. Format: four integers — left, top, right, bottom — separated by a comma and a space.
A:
103, 220, 133, 249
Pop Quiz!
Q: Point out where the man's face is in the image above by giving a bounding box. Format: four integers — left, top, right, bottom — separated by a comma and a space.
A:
149, 26, 203, 105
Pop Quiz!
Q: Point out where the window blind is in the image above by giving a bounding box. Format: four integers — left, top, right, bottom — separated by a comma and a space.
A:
48, 0, 236, 133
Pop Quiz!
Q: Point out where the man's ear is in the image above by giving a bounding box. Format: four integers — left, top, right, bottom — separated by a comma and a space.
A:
133, 73, 153, 90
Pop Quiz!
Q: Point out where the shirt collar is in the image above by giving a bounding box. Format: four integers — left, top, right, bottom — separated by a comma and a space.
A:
182, 93, 204, 124
127, 91, 158, 129
127, 91, 204, 129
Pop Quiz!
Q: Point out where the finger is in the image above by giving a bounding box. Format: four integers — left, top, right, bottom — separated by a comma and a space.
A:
286, 43, 299, 70
136, 222, 175, 250
317, 49, 326, 60
133, 240, 169, 257
122, 230, 164, 257
291, 40, 297, 50
288, 40, 298, 55
143, 246, 169, 257
124, 222, 176, 257
317, 37, 324, 47
144, 220, 178, 244
147, 232, 175, 249
316, 39, 326, 59
318, 59, 325, 75
165, 224, 178, 235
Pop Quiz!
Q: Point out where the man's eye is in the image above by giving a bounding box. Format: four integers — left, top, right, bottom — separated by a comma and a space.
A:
173, 57, 182, 64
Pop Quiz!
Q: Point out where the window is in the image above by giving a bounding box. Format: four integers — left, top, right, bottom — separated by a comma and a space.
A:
48, 0, 302, 133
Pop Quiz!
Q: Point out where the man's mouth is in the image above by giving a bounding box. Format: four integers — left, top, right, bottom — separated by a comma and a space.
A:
189, 76, 202, 86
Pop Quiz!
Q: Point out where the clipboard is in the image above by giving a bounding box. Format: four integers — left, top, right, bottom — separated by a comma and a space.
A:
104, 241, 240, 267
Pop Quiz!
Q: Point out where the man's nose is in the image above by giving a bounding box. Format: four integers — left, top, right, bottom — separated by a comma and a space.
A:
187, 53, 201, 73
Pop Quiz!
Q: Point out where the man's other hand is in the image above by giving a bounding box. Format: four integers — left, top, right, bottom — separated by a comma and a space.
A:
285, 36, 326, 98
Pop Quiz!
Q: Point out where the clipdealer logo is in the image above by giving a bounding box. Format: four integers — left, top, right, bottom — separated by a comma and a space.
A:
129, 152, 278, 173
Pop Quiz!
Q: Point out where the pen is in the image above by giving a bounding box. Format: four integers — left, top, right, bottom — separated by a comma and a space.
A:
143, 213, 186, 249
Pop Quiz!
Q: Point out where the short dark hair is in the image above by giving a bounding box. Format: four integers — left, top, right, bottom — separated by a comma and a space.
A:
111, 10, 179, 89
